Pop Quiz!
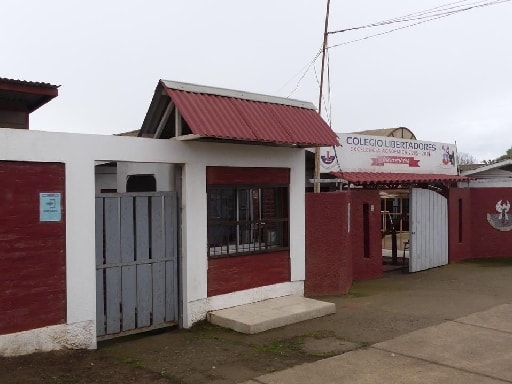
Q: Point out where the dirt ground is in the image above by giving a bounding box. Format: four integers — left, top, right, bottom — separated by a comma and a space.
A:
1, 258, 512, 384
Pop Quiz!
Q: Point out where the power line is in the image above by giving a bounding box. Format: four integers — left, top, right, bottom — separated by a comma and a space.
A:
282, 0, 511, 98
328, 0, 511, 36
328, 0, 481, 34
326, 48, 333, 127
284, 47, 322, 98
328, 12, 453, 50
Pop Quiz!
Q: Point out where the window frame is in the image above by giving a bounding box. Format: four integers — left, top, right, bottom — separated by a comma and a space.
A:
207, 184, 289, 258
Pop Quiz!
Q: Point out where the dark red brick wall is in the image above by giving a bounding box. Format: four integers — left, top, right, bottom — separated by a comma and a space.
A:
0, 161, 66, 335
206, 166, 291, 297
305, 190, 382, 296
206, 166, 290, 185
207, 251, 290, 296
349, 190, 382, 281
448, 187, 472, 263
468, 188, 512, 258
305, 192, 353, 296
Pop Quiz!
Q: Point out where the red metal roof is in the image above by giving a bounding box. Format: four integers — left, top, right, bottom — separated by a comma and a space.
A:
0, 77, 59, 89
0, 77, 59, 113
331, 172, 470, 185
161, 81, 338, 147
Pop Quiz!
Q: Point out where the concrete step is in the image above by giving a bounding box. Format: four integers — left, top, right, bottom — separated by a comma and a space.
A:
208, 295, 336, 334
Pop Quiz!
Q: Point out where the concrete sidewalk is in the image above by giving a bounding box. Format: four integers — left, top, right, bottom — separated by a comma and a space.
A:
242, 303, 512, 383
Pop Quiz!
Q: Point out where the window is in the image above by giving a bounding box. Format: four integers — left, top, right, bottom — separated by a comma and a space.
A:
126, 174, 156, 192
207, 186, 289, 257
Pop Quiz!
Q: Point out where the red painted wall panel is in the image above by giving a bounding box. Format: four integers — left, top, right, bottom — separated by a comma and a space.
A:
206, 166, 290, 185
0, 161, 66, 335
305, 192, 353, 296
207, 251, 290, 296
468, 188, 512, 258
305, 190, 382, 296
448, 187, 472, 263
206, 166, 291, 297
348, 190, 382, 281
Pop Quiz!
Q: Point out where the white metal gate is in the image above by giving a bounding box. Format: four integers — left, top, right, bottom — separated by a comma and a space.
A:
95, 192, 178, 339
409, 188, 448, 272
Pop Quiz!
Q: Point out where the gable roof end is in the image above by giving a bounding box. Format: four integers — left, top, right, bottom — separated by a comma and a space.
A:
139, 80, 339, 147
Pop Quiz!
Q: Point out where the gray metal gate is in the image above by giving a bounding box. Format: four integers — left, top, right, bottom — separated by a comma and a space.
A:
409, 188, 448, 272
95, 192, 178, 339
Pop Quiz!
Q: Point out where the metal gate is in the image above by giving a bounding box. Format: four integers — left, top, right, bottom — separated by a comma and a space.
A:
409, 188, 448, 272
95, 192, 178, 339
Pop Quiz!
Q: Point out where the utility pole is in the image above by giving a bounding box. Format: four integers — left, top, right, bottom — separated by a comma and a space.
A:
314, 0, 331, 193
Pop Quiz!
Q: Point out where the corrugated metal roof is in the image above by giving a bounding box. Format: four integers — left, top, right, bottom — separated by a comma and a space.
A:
158, 80, 338, 147
461, 159, 512, 176
0, 77, 59, 114
0, 77, 59, 89
331, 172, 469, 185
115, 129, 140, 137
161, 79, 315, 109
458, 163, 485, 173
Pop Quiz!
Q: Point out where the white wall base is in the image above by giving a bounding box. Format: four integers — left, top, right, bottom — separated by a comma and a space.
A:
0, 321, 96, 357
185, 281, 304, 327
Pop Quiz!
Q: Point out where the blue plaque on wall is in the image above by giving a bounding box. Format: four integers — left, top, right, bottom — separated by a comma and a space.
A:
40, 193, 62, 222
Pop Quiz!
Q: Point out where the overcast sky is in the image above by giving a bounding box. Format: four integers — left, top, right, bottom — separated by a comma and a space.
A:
3, 0, 512, 162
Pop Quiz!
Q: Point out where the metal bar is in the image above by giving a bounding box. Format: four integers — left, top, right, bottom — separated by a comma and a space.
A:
96, 321, 178, 342
309, 178, 347, 184
96, 257, 177, 269
97, 192, 175, 198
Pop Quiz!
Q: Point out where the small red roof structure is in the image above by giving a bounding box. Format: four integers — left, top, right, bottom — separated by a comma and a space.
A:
139, 80, 338, 147
0, 77, 59, 129
331, 171, 469, 187
0, 77, 58, 112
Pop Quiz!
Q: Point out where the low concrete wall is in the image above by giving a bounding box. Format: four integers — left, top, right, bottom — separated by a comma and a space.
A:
0, 128, 306, 355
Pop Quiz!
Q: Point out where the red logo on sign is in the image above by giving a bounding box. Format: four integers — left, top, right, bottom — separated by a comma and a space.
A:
371, 156, 420, 167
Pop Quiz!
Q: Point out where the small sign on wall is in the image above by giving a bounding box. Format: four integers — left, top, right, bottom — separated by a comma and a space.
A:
40, 193, 62, 222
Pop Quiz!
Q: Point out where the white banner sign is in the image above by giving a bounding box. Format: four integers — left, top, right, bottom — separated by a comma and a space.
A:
321, 133, 458, 175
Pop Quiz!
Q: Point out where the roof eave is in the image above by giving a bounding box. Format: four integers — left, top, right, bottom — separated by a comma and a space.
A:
175, 134, 335, 148
461, 159, 512, 176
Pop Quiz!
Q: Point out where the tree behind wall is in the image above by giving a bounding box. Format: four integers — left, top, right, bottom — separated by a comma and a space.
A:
482, 146, 512, 165
457, 152, 478, 165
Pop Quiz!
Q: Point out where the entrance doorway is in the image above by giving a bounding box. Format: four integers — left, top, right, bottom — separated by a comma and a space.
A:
380, 190, 410, 270
380, 187, 449, 273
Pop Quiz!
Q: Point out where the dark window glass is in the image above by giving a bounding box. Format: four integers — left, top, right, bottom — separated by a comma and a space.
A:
126, 174, 156, 192
207, 186, 289, 258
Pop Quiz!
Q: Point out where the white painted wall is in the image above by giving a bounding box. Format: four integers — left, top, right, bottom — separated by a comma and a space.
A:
459, 179, 512, 188
116, 162, 176, 192
0, 128, 306, 355
95, 164, 117, 193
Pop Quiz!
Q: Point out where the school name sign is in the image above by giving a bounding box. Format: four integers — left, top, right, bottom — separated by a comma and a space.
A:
320, 133, 458, 175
